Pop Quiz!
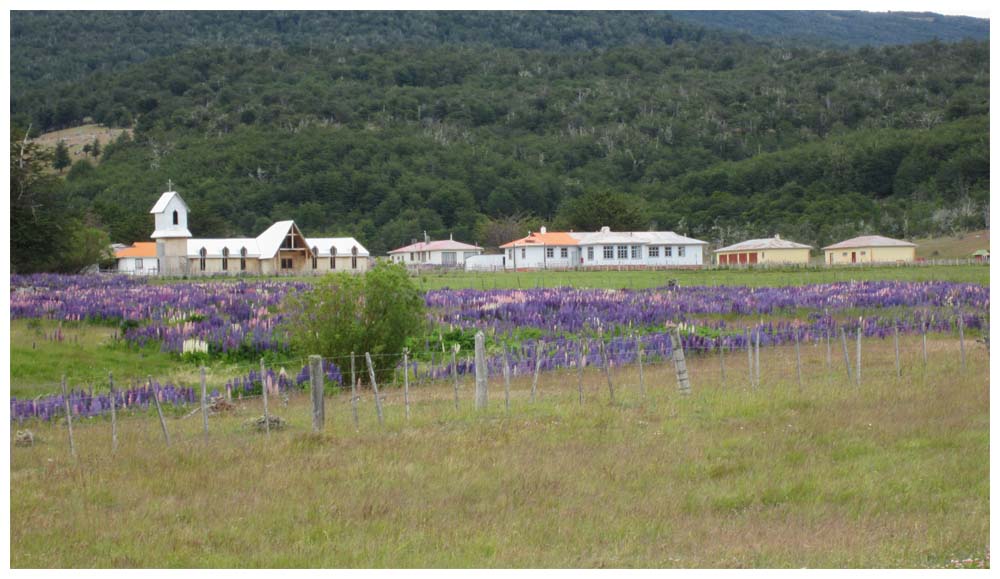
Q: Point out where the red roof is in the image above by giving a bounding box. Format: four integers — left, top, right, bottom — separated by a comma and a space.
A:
115, 242, 157, 258
500, 231, 579, 248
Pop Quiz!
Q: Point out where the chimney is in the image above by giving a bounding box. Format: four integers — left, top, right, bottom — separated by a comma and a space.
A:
424, 230, 429, 244
449, 232, 453, 241
601, 226, 611, 234
775, 234, 781, 240
540, 226, 547, 234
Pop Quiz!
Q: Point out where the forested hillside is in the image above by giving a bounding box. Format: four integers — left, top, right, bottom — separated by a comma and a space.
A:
9, 11, 990, 271
670, 11, 989, 47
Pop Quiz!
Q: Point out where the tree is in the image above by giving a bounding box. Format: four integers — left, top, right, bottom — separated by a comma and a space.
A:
89, 137, 101, 158
556, 190, 649, 231
283, 261, 424, 385
52, 140, 71, 172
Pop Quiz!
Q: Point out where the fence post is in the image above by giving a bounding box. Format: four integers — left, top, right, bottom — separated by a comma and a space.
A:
451, 345, 461, 411
61, 375, 76, 458
260, 358, 270, 436
530, 341, 543, 403
840, 327, 852, 381
670, 326, 691, 396
958, 315, 966, 370
403, 348, 411, 421
309, 355, 324, 433
636, 334, 646, 398
746, 328, 753, 389
855, 325, 862, 387
719, 339, 726, 386
893, 324, 901, 378
200, 367, 209, 439
474, 331, 488, 410
365, 352, 384, 426
754, 327, 761, 387
109, 371, 118, 454
921, 322, 928, 367
149, 375, 170, 446
502, 344, 511, 413
599, 334, 615, 402
350, 352, 359, 431
794, 329, 803, 390
576, 339, 585, 405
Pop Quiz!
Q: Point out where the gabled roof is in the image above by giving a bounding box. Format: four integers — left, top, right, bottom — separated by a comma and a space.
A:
572, 230, 708, 246
150, 191, 189, 214
389, 239, 482, 253
187, 239, 260, 258
822, 235, 916, 250
306, 237, 370, 257
716, 236, 813, 252
115, 242, 158, 258
500, 231, 580, 248
255, 221, 305, 259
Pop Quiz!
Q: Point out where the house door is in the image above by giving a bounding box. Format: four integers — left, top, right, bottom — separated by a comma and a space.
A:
851, 252, 856, 263
748, 252, 758, 264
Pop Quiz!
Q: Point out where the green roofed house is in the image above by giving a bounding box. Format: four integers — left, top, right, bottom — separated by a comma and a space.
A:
971, 249, 989, 262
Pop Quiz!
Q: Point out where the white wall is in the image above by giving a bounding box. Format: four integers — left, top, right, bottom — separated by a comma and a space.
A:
117, 257, 159, 275
580, 244, 704, 268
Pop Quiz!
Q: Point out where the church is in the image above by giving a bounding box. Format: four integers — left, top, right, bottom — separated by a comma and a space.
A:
145, 190, 370, 276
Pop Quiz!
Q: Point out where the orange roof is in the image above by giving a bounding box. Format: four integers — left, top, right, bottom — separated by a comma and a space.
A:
115, 242, 158, 258
500, 231, 579, 248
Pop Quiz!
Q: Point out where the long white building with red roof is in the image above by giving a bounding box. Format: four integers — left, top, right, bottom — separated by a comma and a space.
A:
500, 226, 708, 270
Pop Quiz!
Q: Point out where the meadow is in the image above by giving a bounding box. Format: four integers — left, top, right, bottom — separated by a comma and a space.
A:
10, 335, 989, 568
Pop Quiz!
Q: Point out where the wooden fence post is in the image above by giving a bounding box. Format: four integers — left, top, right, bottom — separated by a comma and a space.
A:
754, 328, 761, 387
149, 375, 170, 446
365, 352, 384, 426
855, 326, 862, 387
350, 352, 359, 431
61, 375, 76, 458
576, 339, 585, 405
636, 334, 646, 398
746, 328, 753, 389
109, 371, 118, 453
719, 339, 726, 386
309, 355, 324, 433
921, 322, 928, 367
825, 329, 832, 369
840, 327, 852, 381
474, 331, 488, 410
403, 348, 411, 421
502, 345, 511, 413
451, 345, 461, 411
200, 367, 209, 439
670, 326, 691, 396
599, 335, 615, 402
530, 342, 543, 403
794, 329, 803, 390
893, 324, 901, 378
260, 358, 270, 436
958, 315, 966, 370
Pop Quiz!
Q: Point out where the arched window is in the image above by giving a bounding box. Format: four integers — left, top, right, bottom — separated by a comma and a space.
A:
311, 246, 318, 270
330, 246, 337, 269
351, 246, 358, 270
222, 247, 229, 271
240, 247, 247, 271
199, 247, 207, 272
172, 210, 179, 225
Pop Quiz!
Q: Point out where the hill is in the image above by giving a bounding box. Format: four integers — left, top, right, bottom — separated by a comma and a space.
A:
669, 11, 989, 47
8, 11, 991, 271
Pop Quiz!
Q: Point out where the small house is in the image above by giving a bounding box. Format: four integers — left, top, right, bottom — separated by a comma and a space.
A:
388, 236, 483, 267
115, 242, 159, 275
715, 235, 812, 265
822, 235, 916, 265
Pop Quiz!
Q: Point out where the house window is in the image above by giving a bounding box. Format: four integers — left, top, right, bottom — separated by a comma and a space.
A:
603, 246, 613, 259
665, 247, 672, 257
545, 247, 554, 259
508, 249, 513, 260
351, 246, 358, 269
631, 245, 640, 259
330, 246, 337, 269
842, 252, 848, 257
240, 247, 247, 271
280, 258, 293, 269
678, 246, 686, 257
442, 252, 457, 266
587, 247, 594, 261
521, 248, 526, 259
560, 247, 568, 258
222, 247, 229, 271
617, 246, 628, 259
199, 247, 207, 271
410, 252, 415, 261
860, 251, 867, 256
281, 233, 295, 249
172, 210, 179, 225
312, 246, 318, 269
649, 246, 659, 258
135, 258, 143, 270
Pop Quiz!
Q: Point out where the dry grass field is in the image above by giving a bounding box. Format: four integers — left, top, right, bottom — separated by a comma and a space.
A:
10, 335, 988, 568
33, 124, 130, 166
914, 229, 989, 260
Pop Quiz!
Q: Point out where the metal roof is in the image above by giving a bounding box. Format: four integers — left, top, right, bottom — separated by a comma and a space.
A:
822, 235, 916, 250
715, 236, 813, 252
389, 239, 482, 253
149, 191, 188, 214
115, 242, 158, 258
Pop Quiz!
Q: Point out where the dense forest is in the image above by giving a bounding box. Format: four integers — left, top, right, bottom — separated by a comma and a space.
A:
9, 11, 990, 271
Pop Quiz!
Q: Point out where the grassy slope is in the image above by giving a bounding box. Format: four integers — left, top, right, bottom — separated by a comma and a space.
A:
10, 336, 988, 567
914, 229, 990, 259
33, 124, 130, 167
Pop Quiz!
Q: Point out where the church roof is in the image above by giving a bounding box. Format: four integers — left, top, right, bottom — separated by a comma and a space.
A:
149, 191, 188, 214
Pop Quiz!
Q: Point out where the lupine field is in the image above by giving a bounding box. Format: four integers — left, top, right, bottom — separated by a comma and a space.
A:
9, 273, 989, 422
9, 271, 990, 568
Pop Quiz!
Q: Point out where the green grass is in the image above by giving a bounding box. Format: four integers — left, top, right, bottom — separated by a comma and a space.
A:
150, 263, 989, 290
9, 319, 277, 399
10, 336, 988, 567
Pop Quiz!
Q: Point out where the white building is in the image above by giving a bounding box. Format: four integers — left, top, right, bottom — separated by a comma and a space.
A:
388, 236, 483, 267
114, 242, 159, 275
148, 190, 370, 276
500, 226, 707, 270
